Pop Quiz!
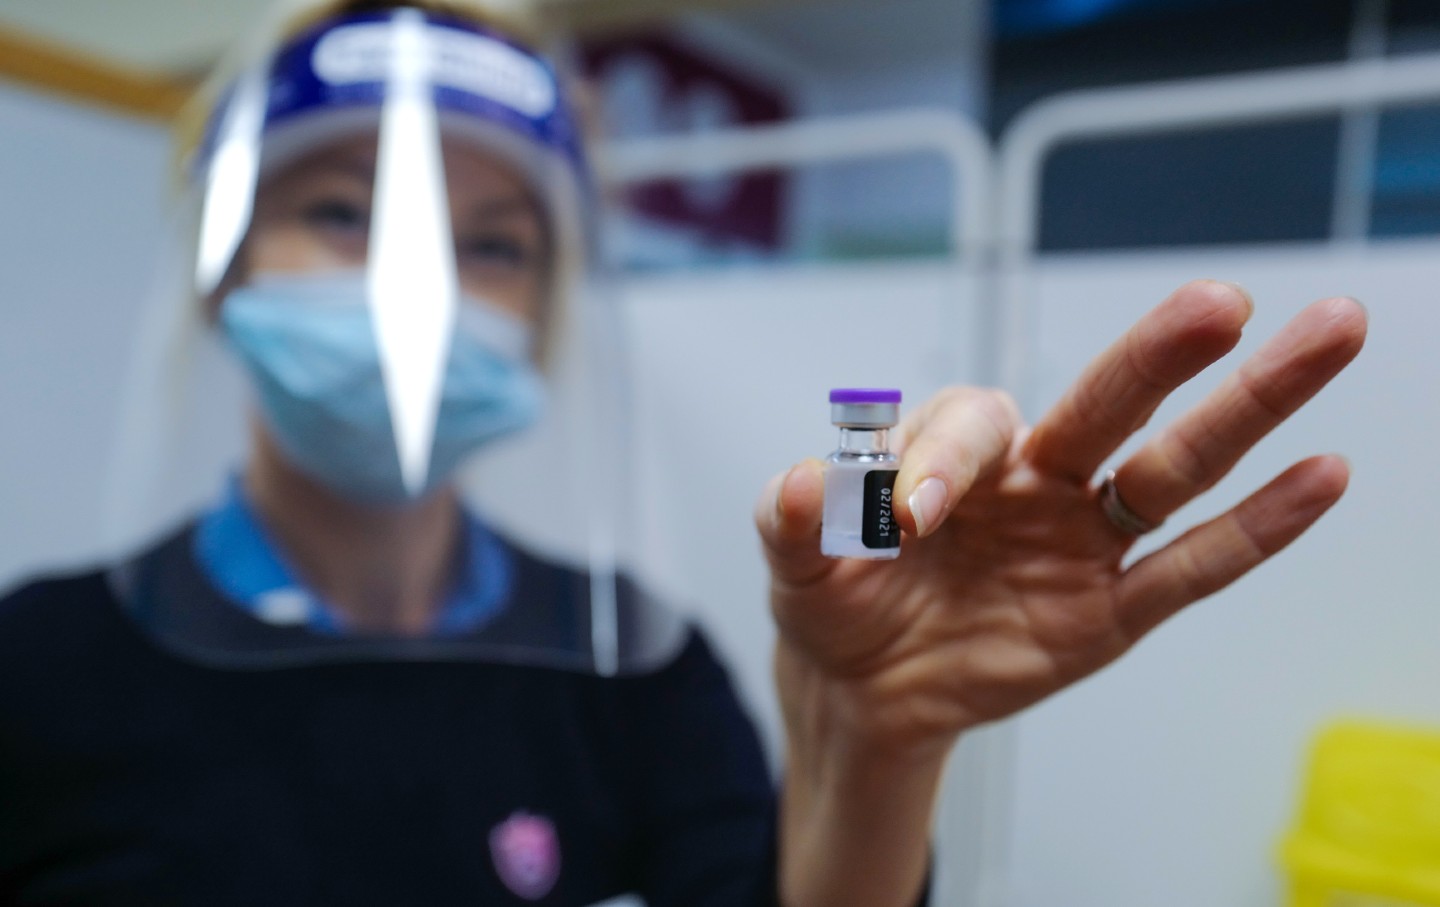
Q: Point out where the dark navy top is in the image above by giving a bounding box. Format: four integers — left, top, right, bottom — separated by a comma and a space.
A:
0, 532, 780, 906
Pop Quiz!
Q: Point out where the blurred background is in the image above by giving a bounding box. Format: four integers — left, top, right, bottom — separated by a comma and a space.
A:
3, 0, 1438, 905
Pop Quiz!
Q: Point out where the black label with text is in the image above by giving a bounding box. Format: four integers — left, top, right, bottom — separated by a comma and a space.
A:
862, 470, 900, 549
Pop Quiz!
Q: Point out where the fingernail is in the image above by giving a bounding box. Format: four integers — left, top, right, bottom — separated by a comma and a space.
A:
767, 472, 787, 522
909, 477, 949, 537
777, 463, 808, 522
1221, 281, 1255, 319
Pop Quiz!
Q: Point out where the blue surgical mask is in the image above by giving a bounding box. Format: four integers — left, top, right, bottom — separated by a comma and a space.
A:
220, 271, 546, 504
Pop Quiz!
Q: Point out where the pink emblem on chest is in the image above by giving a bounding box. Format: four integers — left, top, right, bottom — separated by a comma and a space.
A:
489, 812, 561, 900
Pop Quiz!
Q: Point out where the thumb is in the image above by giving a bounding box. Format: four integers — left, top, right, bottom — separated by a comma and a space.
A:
753, 458, 835, 589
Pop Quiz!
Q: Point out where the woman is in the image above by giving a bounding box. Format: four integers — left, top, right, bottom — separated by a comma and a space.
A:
0, 1, 1368, 905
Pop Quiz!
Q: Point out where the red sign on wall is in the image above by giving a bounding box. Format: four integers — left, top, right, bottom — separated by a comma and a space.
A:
584, 32, 792, 251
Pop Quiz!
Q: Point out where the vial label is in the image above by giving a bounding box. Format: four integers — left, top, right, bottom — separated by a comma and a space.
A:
822, 462, 901, 560
862, 470, 900, 549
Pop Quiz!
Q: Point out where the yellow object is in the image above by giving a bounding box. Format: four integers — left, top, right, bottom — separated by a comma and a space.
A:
1280, 720, 1440, 907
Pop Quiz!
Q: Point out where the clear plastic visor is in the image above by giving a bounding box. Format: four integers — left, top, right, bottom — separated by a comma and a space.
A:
105, 9, 686, 676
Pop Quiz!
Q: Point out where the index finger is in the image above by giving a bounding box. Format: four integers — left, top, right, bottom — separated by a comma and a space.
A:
893, 387, 1021, 538
1023, 279, 1254, 481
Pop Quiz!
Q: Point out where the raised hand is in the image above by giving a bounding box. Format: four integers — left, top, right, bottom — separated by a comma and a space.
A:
757, 280, 1367, 755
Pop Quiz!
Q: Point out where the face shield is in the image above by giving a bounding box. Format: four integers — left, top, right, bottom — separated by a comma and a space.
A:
105, 5, 685, 675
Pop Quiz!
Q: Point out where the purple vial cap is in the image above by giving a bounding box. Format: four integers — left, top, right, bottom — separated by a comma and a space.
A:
830, 388, 902, 404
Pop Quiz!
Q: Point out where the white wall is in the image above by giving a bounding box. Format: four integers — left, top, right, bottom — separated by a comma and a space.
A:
0, 85, 173, 588
1002, 243, 1440, 907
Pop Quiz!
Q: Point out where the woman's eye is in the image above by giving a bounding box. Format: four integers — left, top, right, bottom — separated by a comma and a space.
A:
301, 199, 370, 234
458, 235, 534, 269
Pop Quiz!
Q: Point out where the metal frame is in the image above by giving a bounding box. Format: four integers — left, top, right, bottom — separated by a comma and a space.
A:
597, 108, 995, 269
994, 51, 1440, 402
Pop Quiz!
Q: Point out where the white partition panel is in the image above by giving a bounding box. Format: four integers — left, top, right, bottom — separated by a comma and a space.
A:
1004, 242, 1440, 907
625, 262, 1009, 907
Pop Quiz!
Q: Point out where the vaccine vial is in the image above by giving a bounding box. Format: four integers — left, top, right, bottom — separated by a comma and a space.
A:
822, 388, 901, 560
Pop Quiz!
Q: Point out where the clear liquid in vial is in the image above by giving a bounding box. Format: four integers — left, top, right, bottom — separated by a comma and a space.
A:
822, 452, 900, 559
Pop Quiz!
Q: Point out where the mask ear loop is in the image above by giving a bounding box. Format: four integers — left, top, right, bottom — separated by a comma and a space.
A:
195, 64, 269, 299
368, 9, 459, 497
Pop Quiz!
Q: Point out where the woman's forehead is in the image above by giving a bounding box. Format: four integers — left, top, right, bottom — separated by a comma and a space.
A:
261, 133, 539, 212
